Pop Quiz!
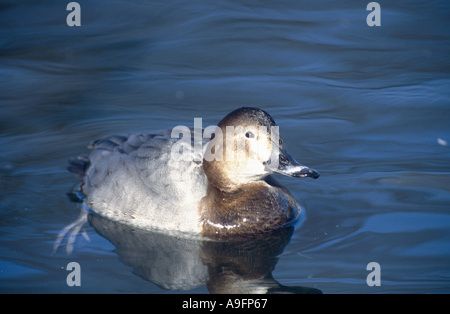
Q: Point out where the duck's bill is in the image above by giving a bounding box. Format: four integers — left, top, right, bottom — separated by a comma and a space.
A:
269, 148, 320, 179
275, 165, 320, 179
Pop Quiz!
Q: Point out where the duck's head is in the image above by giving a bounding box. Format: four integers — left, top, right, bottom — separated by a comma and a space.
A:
203, 107, 319, 192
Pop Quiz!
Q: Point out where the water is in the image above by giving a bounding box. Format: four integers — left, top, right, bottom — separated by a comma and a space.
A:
1, 0, 450, 293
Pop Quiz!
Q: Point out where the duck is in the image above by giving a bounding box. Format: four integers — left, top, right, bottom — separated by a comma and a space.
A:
68, 107, 319, 237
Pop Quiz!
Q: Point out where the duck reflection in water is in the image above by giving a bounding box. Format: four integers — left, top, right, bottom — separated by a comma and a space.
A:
83, 212, 321, 294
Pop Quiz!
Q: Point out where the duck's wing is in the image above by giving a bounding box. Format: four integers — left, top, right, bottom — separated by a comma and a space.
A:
86, 127, 209, 200
72, 128, 209, 232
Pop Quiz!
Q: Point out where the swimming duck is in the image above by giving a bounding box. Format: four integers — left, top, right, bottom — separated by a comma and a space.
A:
68, 107, 319, 237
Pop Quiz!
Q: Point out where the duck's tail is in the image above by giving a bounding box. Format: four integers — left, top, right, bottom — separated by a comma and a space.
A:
67, 154, 90, 179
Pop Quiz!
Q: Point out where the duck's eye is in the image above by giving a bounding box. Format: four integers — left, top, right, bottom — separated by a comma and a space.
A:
245, 131, 255, 139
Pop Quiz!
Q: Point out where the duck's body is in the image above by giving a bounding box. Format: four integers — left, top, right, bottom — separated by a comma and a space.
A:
69, 107, 319, 237
80, 128, 208, 233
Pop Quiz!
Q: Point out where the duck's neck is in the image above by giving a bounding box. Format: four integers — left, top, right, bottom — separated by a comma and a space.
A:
199, 179, 299, 237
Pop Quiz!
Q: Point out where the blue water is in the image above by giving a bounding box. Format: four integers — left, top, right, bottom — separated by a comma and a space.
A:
1, 0, 450, 293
